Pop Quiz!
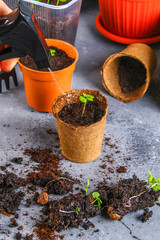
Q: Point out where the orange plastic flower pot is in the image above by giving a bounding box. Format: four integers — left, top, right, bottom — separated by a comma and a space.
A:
98, 0, 160, 39
18, 39, 78, 113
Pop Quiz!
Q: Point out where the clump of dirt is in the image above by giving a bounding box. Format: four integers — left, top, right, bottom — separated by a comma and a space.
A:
39, 193, 100, 233
117, 166, 127, 173
117, 57, 146, 93
58, 102, 105, 126
0, 173, 24, 214
139, 208, 153, 222
24, 148, 77, 195
11, 157, 23, 164
20, 47, 75, 72
99, 175, 160, 220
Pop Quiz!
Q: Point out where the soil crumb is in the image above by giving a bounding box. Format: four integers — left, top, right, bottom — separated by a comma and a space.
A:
139, 208, 153, 222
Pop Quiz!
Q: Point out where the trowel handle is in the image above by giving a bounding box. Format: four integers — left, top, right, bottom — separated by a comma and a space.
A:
0, 46, 24, 61
0, 9, 25, 61
0, 9, 19, 34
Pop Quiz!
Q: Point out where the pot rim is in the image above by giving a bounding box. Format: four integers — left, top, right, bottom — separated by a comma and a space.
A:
18, 39, 79, 74
22, 0, 82, 10
52, 89, 108, 129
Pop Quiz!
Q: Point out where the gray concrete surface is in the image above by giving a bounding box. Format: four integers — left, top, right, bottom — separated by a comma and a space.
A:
0, 0, 160, 239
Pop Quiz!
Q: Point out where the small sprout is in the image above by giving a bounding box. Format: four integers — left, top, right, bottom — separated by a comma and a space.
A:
91, 191, 102, 209
79, 93, 94, 116
125, 170, 160, 208
83, 179, 90, 195
59, 206, 80, 215
56, 0, 67, 5
50, 49, 56, 57
148, 169, 160, 191
75, 207, 80, 215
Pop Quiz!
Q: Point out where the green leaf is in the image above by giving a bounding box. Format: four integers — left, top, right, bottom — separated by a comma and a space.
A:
50, 49, 56, 57
60, 0, 67, 2
83, 179, 90, 195
83, 93, 94, 101
79, 96, 87, 103
87, 179, 90, 186
76, 207, 80, 215
92, 192, 100, 199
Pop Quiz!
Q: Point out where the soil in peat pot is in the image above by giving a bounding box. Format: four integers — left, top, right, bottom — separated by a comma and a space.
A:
20, 47, 75, 71
58, 102, 105, 126
117, 57, 146, 93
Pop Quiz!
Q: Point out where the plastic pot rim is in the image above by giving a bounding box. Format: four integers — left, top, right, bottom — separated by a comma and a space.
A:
18, 39, 79, 75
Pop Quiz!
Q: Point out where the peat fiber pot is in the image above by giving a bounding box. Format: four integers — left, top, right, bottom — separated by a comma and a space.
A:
18, 39, 78, 113
98, 0, 160, 39
52, 89, 108, 163
102, 43, 157, 103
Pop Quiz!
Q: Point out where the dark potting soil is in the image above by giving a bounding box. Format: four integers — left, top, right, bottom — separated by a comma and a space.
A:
139, 208, 153, 222
117, 57, 146, 93
0, 173, 24, 214
99, 175, 160, 220
58, 102, 105, 126
1, 148, 159, 239
40, 193, 100, 232
20, 47, 75, 71
24, 148, 77, 195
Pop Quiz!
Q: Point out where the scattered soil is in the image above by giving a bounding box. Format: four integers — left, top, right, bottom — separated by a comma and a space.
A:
24, 148, 76, 195
139, 208, 153, 222
0, 173, 24, 214
39, 193, 100, 232
117, 166, 127, 173
20, 47, 75, 71
11, 157, 23, 164
99, 175, 160, 220
58, 102, 105, 126
1, 148, 159, 240
117, 57, 146, 93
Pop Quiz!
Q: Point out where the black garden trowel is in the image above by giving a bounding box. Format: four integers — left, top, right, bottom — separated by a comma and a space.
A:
0, 0, 50, 92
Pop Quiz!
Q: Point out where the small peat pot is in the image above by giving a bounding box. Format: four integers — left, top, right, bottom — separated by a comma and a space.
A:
102, 43, 157, 103
52, 89, 108, 163
18, 39, 78, 113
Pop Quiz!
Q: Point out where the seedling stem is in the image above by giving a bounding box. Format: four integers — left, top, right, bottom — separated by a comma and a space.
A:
79, 93, 94, 116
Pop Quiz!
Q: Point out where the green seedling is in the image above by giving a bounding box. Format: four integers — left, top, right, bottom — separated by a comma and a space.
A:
148, 169, 160, 191
91, 192, 102, 209
125, 170, 160, 207
83, 179, 90, 195
79, 93, 94, 116
59, 206, 80, 215
56, 0, 67, 5
50, 49, 56, 57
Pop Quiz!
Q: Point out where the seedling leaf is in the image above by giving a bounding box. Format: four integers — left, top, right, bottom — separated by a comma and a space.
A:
79, 96, 87, 103
56, 0, 67, 5
92, 191, 102, 209
82, 93, 94, 101
92, 192, 100, 199
50, 49, 56, 57
83, 179, 90, 195
76, 207, 80, 215
79, 93, 94, 116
